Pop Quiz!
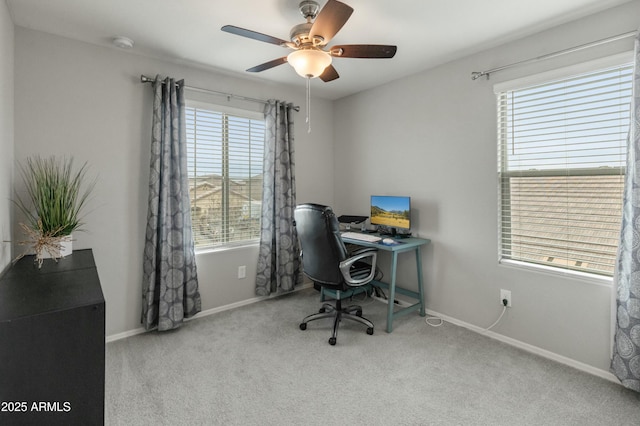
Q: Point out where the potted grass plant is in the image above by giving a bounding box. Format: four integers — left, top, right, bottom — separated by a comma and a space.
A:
13, 155, 95, 264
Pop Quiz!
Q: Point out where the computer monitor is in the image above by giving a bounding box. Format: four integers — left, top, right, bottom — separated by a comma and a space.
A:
370, 195, 411, 235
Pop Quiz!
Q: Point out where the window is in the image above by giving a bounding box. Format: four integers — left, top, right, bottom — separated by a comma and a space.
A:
186, 102, 265, 248
497, 59, 632, 277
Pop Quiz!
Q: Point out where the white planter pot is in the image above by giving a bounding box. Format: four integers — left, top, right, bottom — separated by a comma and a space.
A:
39, 235, 73, 259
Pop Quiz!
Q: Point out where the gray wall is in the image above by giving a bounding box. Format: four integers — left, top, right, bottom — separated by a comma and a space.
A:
333, 1, 640, 373
0, 0, 13, 274
13, 28, 334, 337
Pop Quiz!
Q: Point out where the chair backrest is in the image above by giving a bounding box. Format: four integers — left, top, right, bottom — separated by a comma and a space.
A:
294, 203, 348, 287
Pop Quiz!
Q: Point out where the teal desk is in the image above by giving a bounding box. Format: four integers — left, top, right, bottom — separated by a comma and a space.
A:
341, 234, 430, 332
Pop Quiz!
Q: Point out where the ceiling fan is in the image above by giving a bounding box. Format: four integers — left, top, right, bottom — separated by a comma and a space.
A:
221, 0, 397, 82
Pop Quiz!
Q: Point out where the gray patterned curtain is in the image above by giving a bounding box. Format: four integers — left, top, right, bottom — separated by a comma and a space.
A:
612, 32, 640, 390
141, 75, 201, 331
256, 100, 302, 296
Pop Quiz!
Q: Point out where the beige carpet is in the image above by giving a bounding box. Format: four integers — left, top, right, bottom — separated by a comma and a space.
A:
106, 288, 640, 425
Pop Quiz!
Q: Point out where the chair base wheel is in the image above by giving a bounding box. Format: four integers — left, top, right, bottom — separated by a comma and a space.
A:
299, 296, 374, 344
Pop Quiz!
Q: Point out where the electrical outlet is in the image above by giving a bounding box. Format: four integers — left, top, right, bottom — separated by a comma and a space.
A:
238, 265, 246, 279
500, 289, 512, 307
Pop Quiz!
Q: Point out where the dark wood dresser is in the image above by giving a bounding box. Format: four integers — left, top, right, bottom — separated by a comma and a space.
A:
0, 249, 105, 425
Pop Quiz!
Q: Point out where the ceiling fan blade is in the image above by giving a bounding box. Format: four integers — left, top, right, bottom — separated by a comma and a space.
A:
319, 65, 340, 82
221, 25, 289, 46
309, 0, 354, 45
329, 45, 397, 58
246, 57, 288, 73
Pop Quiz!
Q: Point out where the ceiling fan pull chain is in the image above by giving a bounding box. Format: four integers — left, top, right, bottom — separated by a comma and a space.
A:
306, 76, 312, 133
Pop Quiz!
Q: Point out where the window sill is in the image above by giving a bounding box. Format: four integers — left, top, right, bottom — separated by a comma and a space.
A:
195, 240, 260, 255
499, 259, 613, 288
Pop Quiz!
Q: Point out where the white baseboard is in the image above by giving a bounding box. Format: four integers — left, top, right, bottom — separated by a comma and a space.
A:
106, 327, 146, 343
105, 282, 313, 343
424, 308, 618, 384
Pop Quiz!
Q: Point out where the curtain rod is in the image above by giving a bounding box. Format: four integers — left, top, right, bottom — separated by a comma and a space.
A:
140, 74, 300, 111
471, 30, 637, 80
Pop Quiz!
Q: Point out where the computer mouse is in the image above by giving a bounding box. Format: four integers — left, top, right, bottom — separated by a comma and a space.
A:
382, 238, 395, 244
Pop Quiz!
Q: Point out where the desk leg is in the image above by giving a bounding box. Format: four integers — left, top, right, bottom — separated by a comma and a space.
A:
386, 252, 399, 333
416, 246, 425, 317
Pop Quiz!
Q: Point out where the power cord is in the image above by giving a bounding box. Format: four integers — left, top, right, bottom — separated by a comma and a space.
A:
350, 287, 375, 306
485, 298, 509, 331
368, 290, 509, 330
425, 315, 443, 327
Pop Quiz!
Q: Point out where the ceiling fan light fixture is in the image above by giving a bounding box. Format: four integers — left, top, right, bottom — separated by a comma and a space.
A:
287, 49, 332, 78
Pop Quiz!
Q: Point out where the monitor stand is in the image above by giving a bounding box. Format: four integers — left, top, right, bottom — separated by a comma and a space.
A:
379, 227, 411, 238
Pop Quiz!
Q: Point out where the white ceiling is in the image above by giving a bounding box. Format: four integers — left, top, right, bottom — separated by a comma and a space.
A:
6, 0, 633, 100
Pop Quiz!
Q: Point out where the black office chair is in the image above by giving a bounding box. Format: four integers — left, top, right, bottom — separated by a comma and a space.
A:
294, 203, 377, 345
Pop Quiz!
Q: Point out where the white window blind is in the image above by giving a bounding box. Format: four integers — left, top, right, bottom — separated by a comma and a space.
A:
497, 63, 632, 277
186, 104, 265, 248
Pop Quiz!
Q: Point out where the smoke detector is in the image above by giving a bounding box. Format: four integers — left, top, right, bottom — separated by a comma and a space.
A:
112, 36, 134, 49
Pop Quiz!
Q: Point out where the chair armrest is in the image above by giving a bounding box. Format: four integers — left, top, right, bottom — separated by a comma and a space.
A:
339, 250, 378, 286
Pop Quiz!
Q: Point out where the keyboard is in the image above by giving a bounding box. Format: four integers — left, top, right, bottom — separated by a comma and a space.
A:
341, 232, 382, 242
